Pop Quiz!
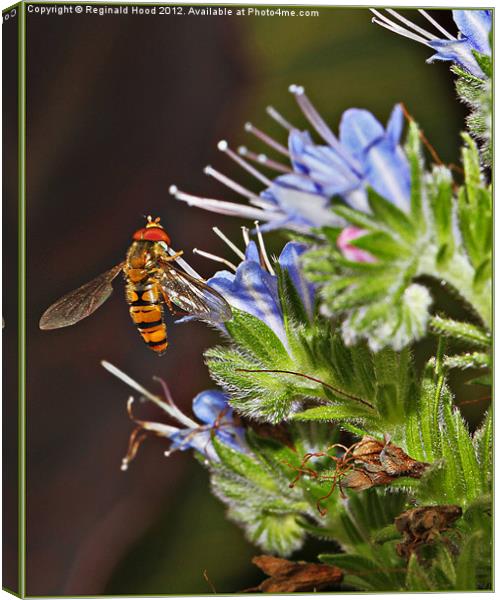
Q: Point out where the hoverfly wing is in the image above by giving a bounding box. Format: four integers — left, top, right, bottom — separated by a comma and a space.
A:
39, 262, 125, 330
158, 259, 232, 323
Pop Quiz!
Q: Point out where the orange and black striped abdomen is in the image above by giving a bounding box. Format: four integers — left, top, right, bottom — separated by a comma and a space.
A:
126, 282, 168, 355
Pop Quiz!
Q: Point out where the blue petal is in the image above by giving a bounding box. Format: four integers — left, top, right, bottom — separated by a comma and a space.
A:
244, 240, 260, 263
278, 242, 316, 319
274, 172, 324, 196
192, 389, 230, 425
208, 261, 287, 347
363, 139, 410, 211
169, 428, 211, 452
266, 184, 341, 228
428, 39, 485, 79
385, 104, 404, 148
288, 131, 359, 195
339, 109, 385, 161
453, 10, 491, 55
216, 427, 247, 452
343, 188, 370, 213
288, 129, 315, 174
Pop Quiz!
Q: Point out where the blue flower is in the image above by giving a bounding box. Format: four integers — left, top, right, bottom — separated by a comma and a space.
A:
169, 390, 246, 460
371, 9, 492, 80
207, 240, 316, 349
279, 102, 410, 213
171, 91, 410, 231
101, 361, 247, 469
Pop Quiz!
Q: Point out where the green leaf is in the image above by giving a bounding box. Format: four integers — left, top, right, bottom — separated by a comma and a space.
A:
455, 532, 481, 590
406, 554, 434, 591
429, 165, 454, 265
471, 50, 492, 78
443, 352, 490, 371
212, 436, 279, 492
405, 121, 425, 226
319, 554, 395, 591
292, 403, 374, 422
225, 309, 291, 366
429, 315, 491, 348
350, 231, 410, 261
473, 408, 492, 491
366, 187, 416, 243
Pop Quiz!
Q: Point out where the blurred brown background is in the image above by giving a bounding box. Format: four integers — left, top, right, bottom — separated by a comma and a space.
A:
6, 5, 470, 595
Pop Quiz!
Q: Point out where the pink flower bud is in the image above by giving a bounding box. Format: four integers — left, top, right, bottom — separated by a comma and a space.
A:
337, 227, 376, 263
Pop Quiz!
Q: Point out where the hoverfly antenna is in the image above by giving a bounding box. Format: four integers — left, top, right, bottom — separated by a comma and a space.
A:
145, 216, 164, 229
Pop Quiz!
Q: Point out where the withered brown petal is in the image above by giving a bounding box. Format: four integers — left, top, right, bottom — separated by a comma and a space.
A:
250, 555, 343, 593
380, 445, 429, 477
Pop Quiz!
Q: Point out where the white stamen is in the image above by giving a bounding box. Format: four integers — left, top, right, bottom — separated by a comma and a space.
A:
121, 461, 129, 471
170, 186, 283, 223
218, 140, 273, 187
244, 122, 290, 157
238, 146, 291, 173
418, 9, 455, 40
289, 85, 362, 174
254, 221, 275, 275
248, 196, 280, 211
203, 165, 260, 201
370, 10, 431, 46
241, 226, 251, 247
101, 361, 198, 428
386, 8, 438, 41
212, 226, 246, 260
193, 248, 237, 272
266, 105, 294, 131
165, 244, 202, 279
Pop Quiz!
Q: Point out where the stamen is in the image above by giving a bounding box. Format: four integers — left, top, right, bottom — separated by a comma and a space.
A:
244, 122, 290, 157
152, 376, 176, 409
165, 243, 202, 279
246, 194, 280, 211
203, 165, 260, 201
238, 146, 291, 173
254, 221, 275, 275
170, 185, 283, 223
121, 422, 148, 471
289, 85, 362, 174
101, 361, 198, 428
217, 140, 272, 187
370, 10, 431, 46
386, 8, 438, 41
418, 9, 455, 40
266, 105, 294, 131
241, 226, 251, 247
193, 248, 237, 272
212, 226, 246, 260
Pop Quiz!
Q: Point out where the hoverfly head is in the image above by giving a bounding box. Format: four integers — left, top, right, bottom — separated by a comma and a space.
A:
132, 216, 171, 244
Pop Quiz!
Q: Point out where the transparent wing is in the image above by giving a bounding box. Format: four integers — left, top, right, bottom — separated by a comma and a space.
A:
39, 263, 124, 330
158, 259, 232, 323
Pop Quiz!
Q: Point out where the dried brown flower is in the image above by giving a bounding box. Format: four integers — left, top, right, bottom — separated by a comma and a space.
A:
395, 504, 462, 560
246, 555, 343, 593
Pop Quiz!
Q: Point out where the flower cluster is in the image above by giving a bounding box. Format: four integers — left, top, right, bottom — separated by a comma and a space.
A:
371, 9, 492, 80
101, 361, 246, 468
170, 89, 410, 237
206, 237, 315, 349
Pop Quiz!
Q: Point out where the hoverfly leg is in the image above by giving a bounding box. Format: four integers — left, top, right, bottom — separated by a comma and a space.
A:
162, 250, 184, 262
160, 287, 180, 316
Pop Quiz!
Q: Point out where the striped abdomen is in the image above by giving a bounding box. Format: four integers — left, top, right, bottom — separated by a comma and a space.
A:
126, 280, 168, 355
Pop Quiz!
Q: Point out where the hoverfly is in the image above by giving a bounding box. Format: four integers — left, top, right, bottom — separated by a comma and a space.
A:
39, 216, 232, 355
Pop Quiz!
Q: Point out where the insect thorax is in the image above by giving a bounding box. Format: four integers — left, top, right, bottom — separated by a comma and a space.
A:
125, 240, 168, 282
